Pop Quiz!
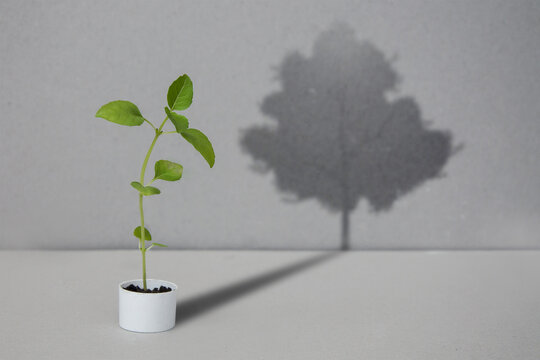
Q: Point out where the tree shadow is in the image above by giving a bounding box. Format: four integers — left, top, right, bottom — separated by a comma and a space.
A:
175, 252, 338, 325
241, 23, 462, 250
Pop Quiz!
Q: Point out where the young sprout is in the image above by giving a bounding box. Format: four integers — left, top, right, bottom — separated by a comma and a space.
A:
95, 74, 215, 290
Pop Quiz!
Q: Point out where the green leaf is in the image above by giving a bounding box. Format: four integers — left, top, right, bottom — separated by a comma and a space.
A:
130, 181, 145, 192
130, 181, 161, 196
152, 243, 168, 247
167, 74, 193, 111
95, 100, 145, 126
133, 226, 152, 241
164, 107, 189, 132
153, 160, 183, 181
180, 128, 215, 168
141, 186, 160, 195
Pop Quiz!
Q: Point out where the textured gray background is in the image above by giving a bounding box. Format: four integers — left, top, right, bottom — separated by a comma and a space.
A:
1, 0, 539, 250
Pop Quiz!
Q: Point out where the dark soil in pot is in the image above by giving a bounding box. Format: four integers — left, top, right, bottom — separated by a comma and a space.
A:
123, 284, 172, 293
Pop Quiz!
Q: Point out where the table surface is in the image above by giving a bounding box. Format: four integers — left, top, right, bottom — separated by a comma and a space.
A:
1, 250, 539, 359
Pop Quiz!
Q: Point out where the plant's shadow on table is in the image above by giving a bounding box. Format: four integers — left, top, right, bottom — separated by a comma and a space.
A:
175, 253, 339, 325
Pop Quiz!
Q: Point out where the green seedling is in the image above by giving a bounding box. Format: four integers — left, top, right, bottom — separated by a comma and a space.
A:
96, 74, 215, 290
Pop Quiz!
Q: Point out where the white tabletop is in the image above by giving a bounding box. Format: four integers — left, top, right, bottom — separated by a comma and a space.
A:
1, 250, 539, 359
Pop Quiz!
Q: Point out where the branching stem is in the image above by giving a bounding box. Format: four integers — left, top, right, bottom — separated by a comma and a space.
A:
138, 117, 168, 290
144, 118, 157, 130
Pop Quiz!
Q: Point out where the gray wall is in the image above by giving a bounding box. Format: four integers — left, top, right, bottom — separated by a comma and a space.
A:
1, 0, 540, 250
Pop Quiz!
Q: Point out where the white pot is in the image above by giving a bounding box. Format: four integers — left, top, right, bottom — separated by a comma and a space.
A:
118, 279, 178, 333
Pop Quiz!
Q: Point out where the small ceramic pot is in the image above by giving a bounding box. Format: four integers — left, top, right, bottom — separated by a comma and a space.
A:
118, 279, 177, 333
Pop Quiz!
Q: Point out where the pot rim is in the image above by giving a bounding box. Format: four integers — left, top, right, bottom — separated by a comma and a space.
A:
119, 279, 178, 295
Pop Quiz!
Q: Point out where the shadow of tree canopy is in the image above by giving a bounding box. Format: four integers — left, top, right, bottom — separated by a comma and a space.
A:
241, 24, 460, 250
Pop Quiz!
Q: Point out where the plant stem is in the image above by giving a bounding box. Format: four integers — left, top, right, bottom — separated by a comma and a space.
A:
138, 117, 168, 290
139, 193, 147, 289
144, 118, 157, 130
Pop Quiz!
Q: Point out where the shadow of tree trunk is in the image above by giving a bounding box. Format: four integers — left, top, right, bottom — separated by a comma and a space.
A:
175, 253, 339, 325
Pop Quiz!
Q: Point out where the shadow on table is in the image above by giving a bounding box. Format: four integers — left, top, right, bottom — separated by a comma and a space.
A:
175, 252, 339, 325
